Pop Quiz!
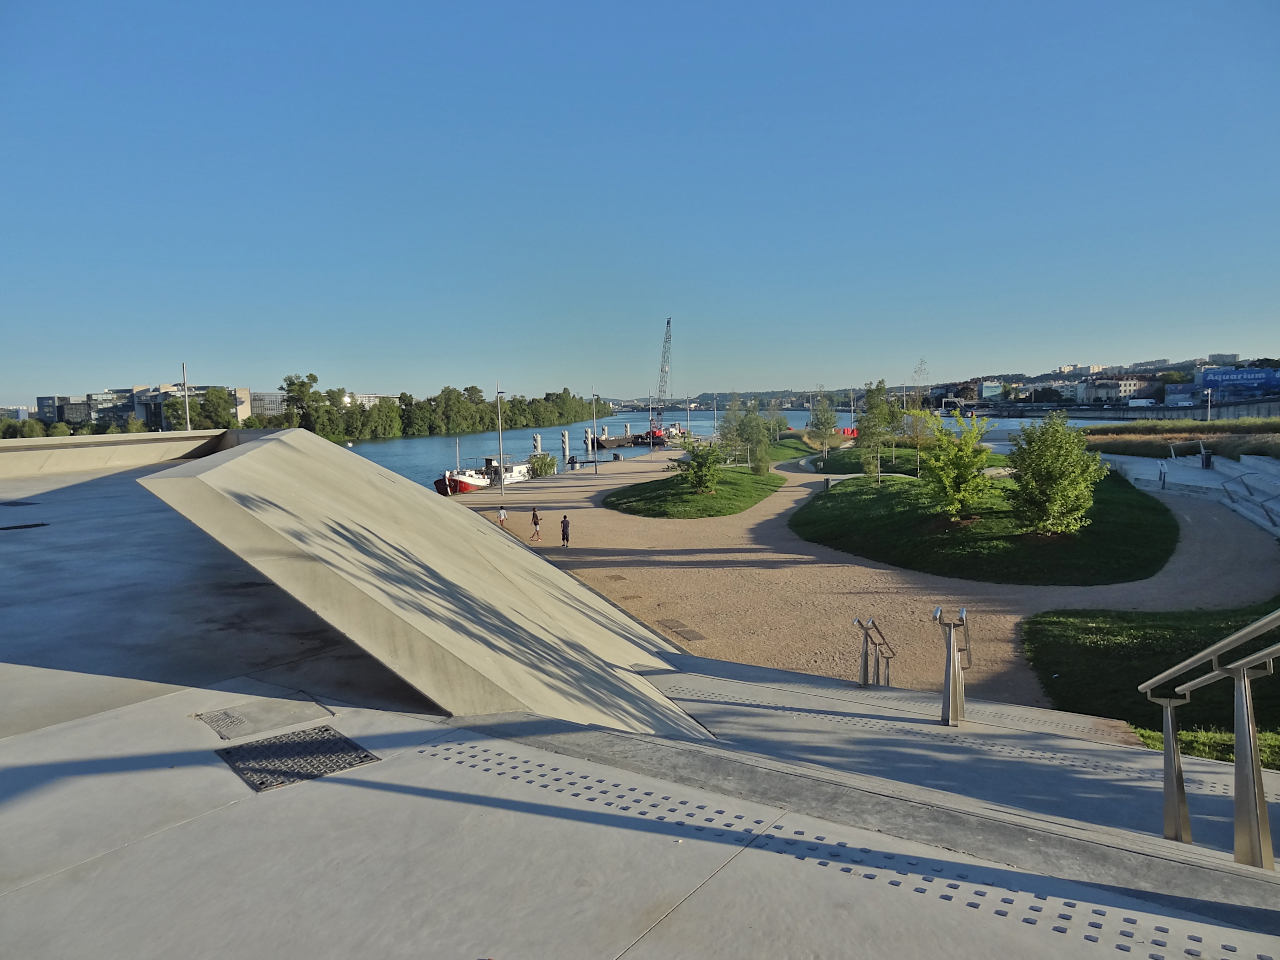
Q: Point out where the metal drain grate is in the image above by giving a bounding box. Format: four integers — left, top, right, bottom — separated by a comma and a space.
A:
216, 725, 378, 792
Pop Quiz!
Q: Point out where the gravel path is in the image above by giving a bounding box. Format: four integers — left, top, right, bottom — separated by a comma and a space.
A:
458, 453, 1280, 708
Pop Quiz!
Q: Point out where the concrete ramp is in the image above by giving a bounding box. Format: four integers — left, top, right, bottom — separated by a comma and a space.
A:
138, 429, 707, 739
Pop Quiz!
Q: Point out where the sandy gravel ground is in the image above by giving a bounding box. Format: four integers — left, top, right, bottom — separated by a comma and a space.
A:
459, 453, 1280, 708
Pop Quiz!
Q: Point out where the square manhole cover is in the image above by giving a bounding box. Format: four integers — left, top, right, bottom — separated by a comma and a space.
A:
216, 725, 378, 792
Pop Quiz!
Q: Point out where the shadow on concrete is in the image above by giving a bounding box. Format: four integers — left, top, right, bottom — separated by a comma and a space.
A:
0, 468, 440, 732
220, 485, 691, 735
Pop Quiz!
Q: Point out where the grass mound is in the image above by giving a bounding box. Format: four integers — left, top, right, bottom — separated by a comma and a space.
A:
1024, 597, 1280, 768
603, 466, 785, 518
788, 473, 1177, 585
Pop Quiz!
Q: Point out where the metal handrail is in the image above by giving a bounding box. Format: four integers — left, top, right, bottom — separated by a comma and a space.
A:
1221, 473, 1259, 501
854, 617, 896, 687
1259, 492, 1280, 526
1138, 607, 1280, 694
933, 607, 972, 725
1168, 439, 1205, 461
1137, 605, 1280, 869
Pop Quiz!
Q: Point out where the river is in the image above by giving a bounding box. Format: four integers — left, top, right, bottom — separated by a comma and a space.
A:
349, 411, 1116, 489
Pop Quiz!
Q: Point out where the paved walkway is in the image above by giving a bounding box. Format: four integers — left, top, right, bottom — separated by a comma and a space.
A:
459, 453, 1280, 707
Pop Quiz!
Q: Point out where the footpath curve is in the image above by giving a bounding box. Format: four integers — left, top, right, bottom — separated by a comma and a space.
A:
458, 452, 1280, 708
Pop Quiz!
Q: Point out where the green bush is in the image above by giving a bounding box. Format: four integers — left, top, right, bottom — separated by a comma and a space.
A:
529, 453, 558, 477
918, 411, 991, 519
1007, 413, 1108, 534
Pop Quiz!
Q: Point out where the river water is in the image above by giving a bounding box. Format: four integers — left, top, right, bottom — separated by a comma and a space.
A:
349, 411, 1114, 489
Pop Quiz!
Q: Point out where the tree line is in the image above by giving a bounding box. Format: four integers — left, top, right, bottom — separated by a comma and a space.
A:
1, 377, 611, 442
265, 374, 611, 442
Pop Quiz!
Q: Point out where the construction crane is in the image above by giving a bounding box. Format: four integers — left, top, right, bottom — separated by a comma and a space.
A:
652, 317, 671, 437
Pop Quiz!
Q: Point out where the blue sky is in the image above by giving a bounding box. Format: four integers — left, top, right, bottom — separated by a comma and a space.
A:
2, 1, 1276, 405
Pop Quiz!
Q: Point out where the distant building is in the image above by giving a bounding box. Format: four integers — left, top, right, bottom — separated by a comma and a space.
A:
0, 406, 29, 420
1207, 353, 1239, 365
1200, 366, 1280, 400
1129, 359, 1170, 371
347, 393, 399, 409
251, 392, 287, 420
36, 396, 69, 423
979, 381, 1003, 400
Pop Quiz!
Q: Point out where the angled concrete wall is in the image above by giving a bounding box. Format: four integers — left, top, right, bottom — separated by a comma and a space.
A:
0, 431, 234, 478
139, 429, 707, 739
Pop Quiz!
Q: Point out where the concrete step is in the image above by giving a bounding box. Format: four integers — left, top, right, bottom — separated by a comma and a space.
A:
456, 703, 1280, 937
1241, 454, 1280, 483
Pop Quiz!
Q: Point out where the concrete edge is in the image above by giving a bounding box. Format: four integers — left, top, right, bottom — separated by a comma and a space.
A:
444, 712, 1280, 936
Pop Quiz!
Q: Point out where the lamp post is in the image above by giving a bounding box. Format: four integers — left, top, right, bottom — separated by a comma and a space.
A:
591, 386, 599, 475
181, 362, 191, 431
1205, 388, 1212, 422
496, 383, 505, 496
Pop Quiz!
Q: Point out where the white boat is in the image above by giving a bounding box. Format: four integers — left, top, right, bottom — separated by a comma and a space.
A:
435, 457, 532, 496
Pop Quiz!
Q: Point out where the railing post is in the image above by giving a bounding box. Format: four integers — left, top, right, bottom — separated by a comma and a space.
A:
857, 620, 871, 686
1229, 666, 1274, 869
1152, 697, 1192, 843
935, 607, 966, 725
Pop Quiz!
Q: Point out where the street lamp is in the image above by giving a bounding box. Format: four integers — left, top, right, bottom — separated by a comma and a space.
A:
1205, 388, 1212, 422
591, 386, 599, 475
495, 383, 505, 496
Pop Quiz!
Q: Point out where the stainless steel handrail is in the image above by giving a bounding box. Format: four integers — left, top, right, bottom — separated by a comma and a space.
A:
933, 607, 971, 726
1221, 473, 1259, 501
1259, 492, 1280, 526
1168, 439, 1205, 461
1138, 608, 1280, 694
854, 617, 896, 687
1137, 605, 1280, 869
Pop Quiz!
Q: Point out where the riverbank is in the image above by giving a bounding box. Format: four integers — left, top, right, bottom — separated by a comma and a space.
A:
451, 452, 1280, 709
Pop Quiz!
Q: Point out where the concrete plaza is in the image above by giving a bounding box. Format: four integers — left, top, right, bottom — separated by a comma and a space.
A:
1, 434, 1277, 958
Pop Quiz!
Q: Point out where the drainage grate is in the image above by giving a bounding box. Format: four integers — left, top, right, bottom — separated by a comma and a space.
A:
0, 522, 49, 531
216, 725, 378, 792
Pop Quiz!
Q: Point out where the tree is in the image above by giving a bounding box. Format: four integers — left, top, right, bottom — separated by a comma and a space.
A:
280, 374, 320, 430
123, 415, 148, 433
806, 392, 838, 453
675, 438, 725, 493
918, 411, 991, 520
1006, 413, 1108, 534
48, 422, 72, 437
240, 415, 264, 429
857, 380, 896, 482
20, 419, 47, 438
367, 397, 402, 439
197, 387, 238, 429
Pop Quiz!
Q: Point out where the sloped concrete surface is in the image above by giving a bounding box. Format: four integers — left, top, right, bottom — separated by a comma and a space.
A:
138, 429, 706, 738
2, 449, 1278, 956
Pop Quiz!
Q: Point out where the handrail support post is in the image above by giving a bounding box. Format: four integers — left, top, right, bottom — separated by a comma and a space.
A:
1229, 665, 1275, 869
1151, 697, 1192, 843
935, 608, 968, 726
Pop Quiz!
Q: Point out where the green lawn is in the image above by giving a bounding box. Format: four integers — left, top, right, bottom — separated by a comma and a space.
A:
788, 472, 1177, 585
814, 447, 1008, 477
768, 436, 815, 462
1024, 597, 1280, 769
603, 466, 785, 518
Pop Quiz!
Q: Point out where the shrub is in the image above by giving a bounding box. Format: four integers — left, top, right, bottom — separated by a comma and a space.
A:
675, 439, 725, 493
1008, 413, 1108, 534
529, 453, 558, 477
918, 411, 991, 519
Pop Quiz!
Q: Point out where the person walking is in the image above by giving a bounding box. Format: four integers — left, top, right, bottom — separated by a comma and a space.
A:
497, 505, 507, 529
530, 508, 542, 542
560, 514, 570, 548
